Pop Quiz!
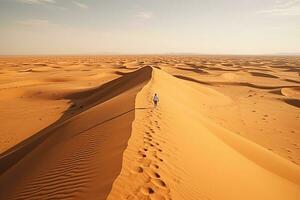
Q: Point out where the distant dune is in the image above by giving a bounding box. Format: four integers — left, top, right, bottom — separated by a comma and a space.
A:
274, 53, 300, 56
0, 55, 299, 199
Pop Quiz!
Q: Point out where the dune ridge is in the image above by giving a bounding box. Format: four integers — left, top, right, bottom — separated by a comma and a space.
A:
107, 67, 300, 200
0, 66, 152, 200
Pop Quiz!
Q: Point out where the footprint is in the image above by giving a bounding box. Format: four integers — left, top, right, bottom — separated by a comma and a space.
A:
150, 163, 159, 169
138, 151, 147, 158
145, 133, 152, 138
145, 132, 152, 137
131, 166, 144, 174
140, 186, 155, 195
144, 141, 152, 147
148, 170, 161, 179
151, 179, 167, 188
155, 155, 163, 162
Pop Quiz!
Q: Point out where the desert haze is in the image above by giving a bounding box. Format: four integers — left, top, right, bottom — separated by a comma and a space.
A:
0, 55, 299, 200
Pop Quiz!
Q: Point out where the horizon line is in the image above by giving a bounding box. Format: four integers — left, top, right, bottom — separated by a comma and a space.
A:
1, 53, 300, 57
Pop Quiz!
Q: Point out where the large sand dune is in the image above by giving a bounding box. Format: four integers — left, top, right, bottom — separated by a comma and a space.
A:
0, 56, 299, 199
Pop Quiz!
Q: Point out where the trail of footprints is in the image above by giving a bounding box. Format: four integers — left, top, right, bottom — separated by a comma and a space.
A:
126, 107, 172, 200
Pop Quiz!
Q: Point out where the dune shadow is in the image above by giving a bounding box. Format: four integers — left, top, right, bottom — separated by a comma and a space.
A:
176, 67, 209, 74
33, 63, 47, 67
186, 63, 238, 72
269, 89, 282, 95
284, 79, 300, 84
174, 74, 298, 90
283, 68, 300, 73
249, 72, 278, 79
69, 107, 149, 139
173, 75, 212, 85
114, 71, 129, 76
0, 66, 152, 176
283, 99, 300, 108
243, 68, 273, 72
270, 65, 300, 72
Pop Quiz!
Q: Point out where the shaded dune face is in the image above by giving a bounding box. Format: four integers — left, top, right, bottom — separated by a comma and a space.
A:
174, 74, 296, 89
0, 66, 152, 200
283, 99, 300, 108
249, 71, 278, 78
284, 79, 300, 84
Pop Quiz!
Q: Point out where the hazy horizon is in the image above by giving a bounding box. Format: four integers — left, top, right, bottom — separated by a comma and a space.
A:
1, 52, 300, 56
0, 0, 300, 55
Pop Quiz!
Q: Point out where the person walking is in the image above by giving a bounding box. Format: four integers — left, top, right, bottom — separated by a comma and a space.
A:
153, 93, 159, 107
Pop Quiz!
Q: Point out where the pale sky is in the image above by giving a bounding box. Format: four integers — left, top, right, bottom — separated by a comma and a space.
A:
0, 0, 299, 55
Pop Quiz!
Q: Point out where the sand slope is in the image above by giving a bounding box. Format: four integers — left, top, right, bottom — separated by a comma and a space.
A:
107, 67, 300, 200
0, 67, 152, 199
0, 56, 299, 200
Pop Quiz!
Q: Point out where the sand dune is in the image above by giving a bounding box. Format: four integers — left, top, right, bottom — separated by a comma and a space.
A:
0, 56, 299, 200
281, 87, 300, 99
249, 71, 278, 78
0, 66, 152, 199
107, 67, 300, 200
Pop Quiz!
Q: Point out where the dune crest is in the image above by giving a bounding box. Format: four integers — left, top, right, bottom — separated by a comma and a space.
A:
0, 67, 152, 200
281, 87, 300, 99
107, 67, 300, 200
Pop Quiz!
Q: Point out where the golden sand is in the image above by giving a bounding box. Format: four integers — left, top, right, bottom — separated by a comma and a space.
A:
0, 55, 299, 199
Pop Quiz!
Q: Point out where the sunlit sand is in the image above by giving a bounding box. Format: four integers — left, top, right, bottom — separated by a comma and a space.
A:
0, 55, 299, 199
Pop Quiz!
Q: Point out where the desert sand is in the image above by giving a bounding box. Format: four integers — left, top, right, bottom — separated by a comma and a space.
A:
0, 55, 299, 200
